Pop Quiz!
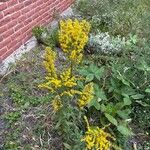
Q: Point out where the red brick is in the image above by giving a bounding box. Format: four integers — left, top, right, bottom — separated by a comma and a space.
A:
7, 39, 17, 50
0, 0, 73, 60
0, 3, 7, 11
0, 47, 7, 57
34, 6, 41, 14
0, 35, 3, 42
24, 17, 32, 26
13, 42, 22, 50
19, 0, 25, 2
18, 15, 26, 23
14, 3, 24, 10
1, 49, 14, 61
21, 6, 31, 14
36, 0, 44, 6
26, 9, 34, 18
11, 31, 22, 40
16, 33, 26, 43
2, 28, 14, 39
0, 16, 11, 26
11, 11, 21, 20
0, 37, 11, 49
14, 23, 24, 32
24, 0, 33, 7
0, 12, 4, 19
22, 35, 29, 44
3, 7, 15, 16
21, 25, 29, 34
7, 0, 18, 7
7, 20, 18, 29
0, 25, 7, 34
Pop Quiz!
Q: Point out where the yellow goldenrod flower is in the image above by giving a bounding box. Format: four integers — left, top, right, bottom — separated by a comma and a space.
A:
82, 116, 114, 150
61, 89, 82, 97
78, 82, 94, 108
59, 19, 90, 64
52, 95, 63, 112
43, 47, 57, 78
60, 68, 77, 88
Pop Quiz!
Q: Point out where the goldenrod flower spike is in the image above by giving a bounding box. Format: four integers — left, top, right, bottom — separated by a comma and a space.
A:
78, 82, 94, 108
82, 116, 114, 150
43, 47, 57, 78
59, 19, 90, 64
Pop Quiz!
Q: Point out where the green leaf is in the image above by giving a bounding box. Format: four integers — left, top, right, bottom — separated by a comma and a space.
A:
89, 64, 98, 73
85, 74, 94, 82
78, 69, 89, 76
88, 98, 101, 110
105, 113, 118, 126
77, 81, 84, 88
117, 109, 131, 119
131, 94, 144, 99
63, 143, 71, 149
95, 67, 104, 80
145, 88, 150, 93
121, 78, 130, 86
94, 84, 107, 101
123, 97, 131, 106
135, 100, 150, 107
100, 104, 106, 112
117, 125, 132, 136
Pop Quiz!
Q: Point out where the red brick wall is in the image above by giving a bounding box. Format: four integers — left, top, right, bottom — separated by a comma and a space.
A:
0, 0, 73, 62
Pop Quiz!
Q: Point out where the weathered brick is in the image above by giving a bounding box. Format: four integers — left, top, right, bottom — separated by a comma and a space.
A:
11, 11, 21, 20
7, 0, 18, 7
18, 15, 26, 23
24, 0, 33, 7
1, 49, 14, 61
14, 3, 24, 10
0, 16, 11, 26
3, 7, 15, 16
0, 12, 4, 19
0, 47, 7, 57
0, 37, 11, 50
0, 3, 7, 11
14, 23, 24, 32
0, 25, 7, 34
0, 0, 73, 61
7, 19, 18, 29
2, 28, 14, 39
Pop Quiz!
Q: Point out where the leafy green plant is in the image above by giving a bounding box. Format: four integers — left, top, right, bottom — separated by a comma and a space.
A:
32, 26, 47, 44
5, 111, 21, 124
78, 63, 133, 139
82, 38, 150, 147
32, 26, 59, 48
73, 0, 150, 38
44, 28, 59, 48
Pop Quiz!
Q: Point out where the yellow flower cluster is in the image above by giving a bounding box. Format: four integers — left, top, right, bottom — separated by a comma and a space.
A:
82, 116, 114, 150
60, 68, 77, 88
78, 82, 94, 108
43, 47, 57, 78
39, 48, 77, 92
52, 95, 63, 112
59, 19, 90, 64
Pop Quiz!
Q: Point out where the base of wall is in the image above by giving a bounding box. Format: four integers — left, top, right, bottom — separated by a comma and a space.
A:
0, 7, 73, 75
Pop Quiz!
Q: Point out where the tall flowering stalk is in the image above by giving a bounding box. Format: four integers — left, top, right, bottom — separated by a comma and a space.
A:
39, 19, 113, 149
59, 19, 90, 66
39, 19, 91, 112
